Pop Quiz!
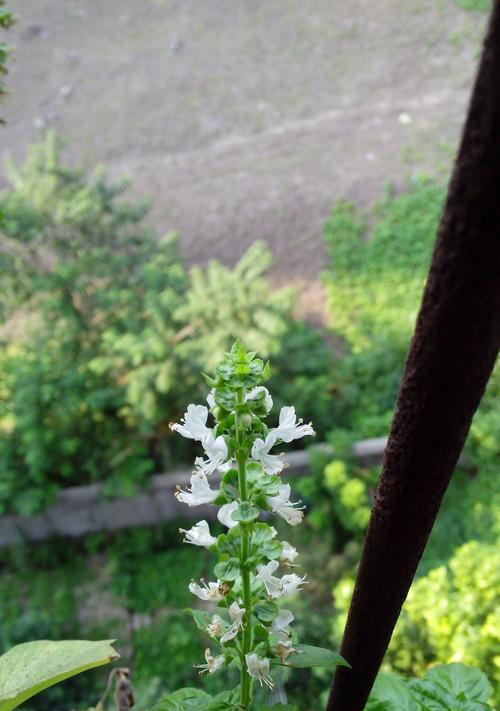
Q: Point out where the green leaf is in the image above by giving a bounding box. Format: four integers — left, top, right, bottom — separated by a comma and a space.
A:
254, 601, 279, 622
0, 640, 119, 711
423, 664, 492, 703
217, 533, 239, 556
280, 645, 349, 670
213, 493, 230, 506
247, 465, 282, 495
261, 706, 298, 711
409, 679, 491, 710
222, 468, 239, 486
251, 523, 276, 546
207, 687, 241, 710
184, 608, 211, 632
260, 540, 283, 560
152, 687, 212, 710
214, 558, 240, 581
216, 363, 234, 382
366, 673, 419, 711
231, 502, 259, 523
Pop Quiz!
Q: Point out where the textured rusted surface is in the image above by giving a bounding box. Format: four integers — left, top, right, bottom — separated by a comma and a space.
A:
326, 5, 500, 710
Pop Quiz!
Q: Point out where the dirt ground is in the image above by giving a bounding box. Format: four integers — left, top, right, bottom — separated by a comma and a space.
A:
1, 0, 487, 315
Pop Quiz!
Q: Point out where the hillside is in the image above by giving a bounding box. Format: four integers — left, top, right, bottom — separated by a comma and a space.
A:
1, 0, 486, 288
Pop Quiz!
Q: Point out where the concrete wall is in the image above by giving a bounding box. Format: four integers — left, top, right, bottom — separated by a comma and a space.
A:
0, 438, 388, 547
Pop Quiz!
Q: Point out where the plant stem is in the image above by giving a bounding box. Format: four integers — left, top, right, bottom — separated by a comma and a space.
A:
237, 391, 253, 709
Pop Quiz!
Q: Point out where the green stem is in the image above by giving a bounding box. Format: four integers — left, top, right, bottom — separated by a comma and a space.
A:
236, 391, 253, 710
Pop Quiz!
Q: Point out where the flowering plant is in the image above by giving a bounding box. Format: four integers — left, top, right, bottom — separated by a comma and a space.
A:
164, 341, 347, 710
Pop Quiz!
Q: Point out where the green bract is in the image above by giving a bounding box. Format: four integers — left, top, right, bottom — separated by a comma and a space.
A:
168, 341, 345, 709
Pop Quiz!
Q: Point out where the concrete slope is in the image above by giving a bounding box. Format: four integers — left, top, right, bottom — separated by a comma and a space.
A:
1, 0, 486, 280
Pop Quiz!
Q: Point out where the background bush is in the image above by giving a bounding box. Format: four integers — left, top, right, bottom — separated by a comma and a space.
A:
0, 143, 497, 709
0, 134, 336, 514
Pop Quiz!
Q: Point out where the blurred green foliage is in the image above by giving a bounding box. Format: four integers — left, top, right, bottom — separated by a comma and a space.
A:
0, 1, 15, 111
0, 524, 239, 710
0, 134, 336, 514
320, 176, 499, 551
454, 0, 490, 10
0, 143, 498, 710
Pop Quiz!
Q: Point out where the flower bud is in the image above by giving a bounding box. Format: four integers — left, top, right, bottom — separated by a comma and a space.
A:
213, 406, 225, 421
240, 413, 253, 429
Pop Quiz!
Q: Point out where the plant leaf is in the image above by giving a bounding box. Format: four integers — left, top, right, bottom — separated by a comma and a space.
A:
0, 640, 119, 711
152, 687, 212, 710
184, 608, 211, 632
365, 672, 419, 711
207, 687, 241, 710
423, 664, 492, 703
280, 644, 349, 669
251, 523, 276, 546
231, 502, 259, 523
214, 558, 240, 581
254, 601, 279, 622
409, 678, 492, 710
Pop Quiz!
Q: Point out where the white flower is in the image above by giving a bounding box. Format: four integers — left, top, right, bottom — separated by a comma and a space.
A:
189, 579, 227, 601
246, 653, 274, 689
280, 540, 298, 566
270, 609, 296, 662
198, 433, 229, 475
272, 406, 315, 443
170, 404, 212, 441
245, 386, 273, 413
207, 615, 224, 638
281, 573, 307, 596
220, 601, 245, 643
207, 388, 216, 409
196, 648, 225, 675
175, 472, 218, 506
256, 560, 283, 599
251, 432, 284, 475
217, 501, 239, 529
270, 609, 294, 641
266, 484, 305, 525
256, 561, 306, 599
269, 526, 278, 539
179, 520, 217, 548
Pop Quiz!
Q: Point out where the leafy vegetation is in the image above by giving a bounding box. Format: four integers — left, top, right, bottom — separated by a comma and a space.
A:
0, 135, 336, 515
0, 1, 15, 117
366, 663, 493, 710
0, 141, 497, 709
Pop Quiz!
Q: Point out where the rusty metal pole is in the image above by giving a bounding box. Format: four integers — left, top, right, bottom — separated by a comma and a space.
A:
326, 3, 500, 709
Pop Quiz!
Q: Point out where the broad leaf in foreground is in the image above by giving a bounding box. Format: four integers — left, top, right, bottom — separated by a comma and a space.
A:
365, 672, 419, 711
0, 639, 119, 711
422, 664, 492, 703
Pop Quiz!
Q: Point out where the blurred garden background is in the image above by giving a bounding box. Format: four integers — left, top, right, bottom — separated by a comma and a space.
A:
0, 1, 498, 709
